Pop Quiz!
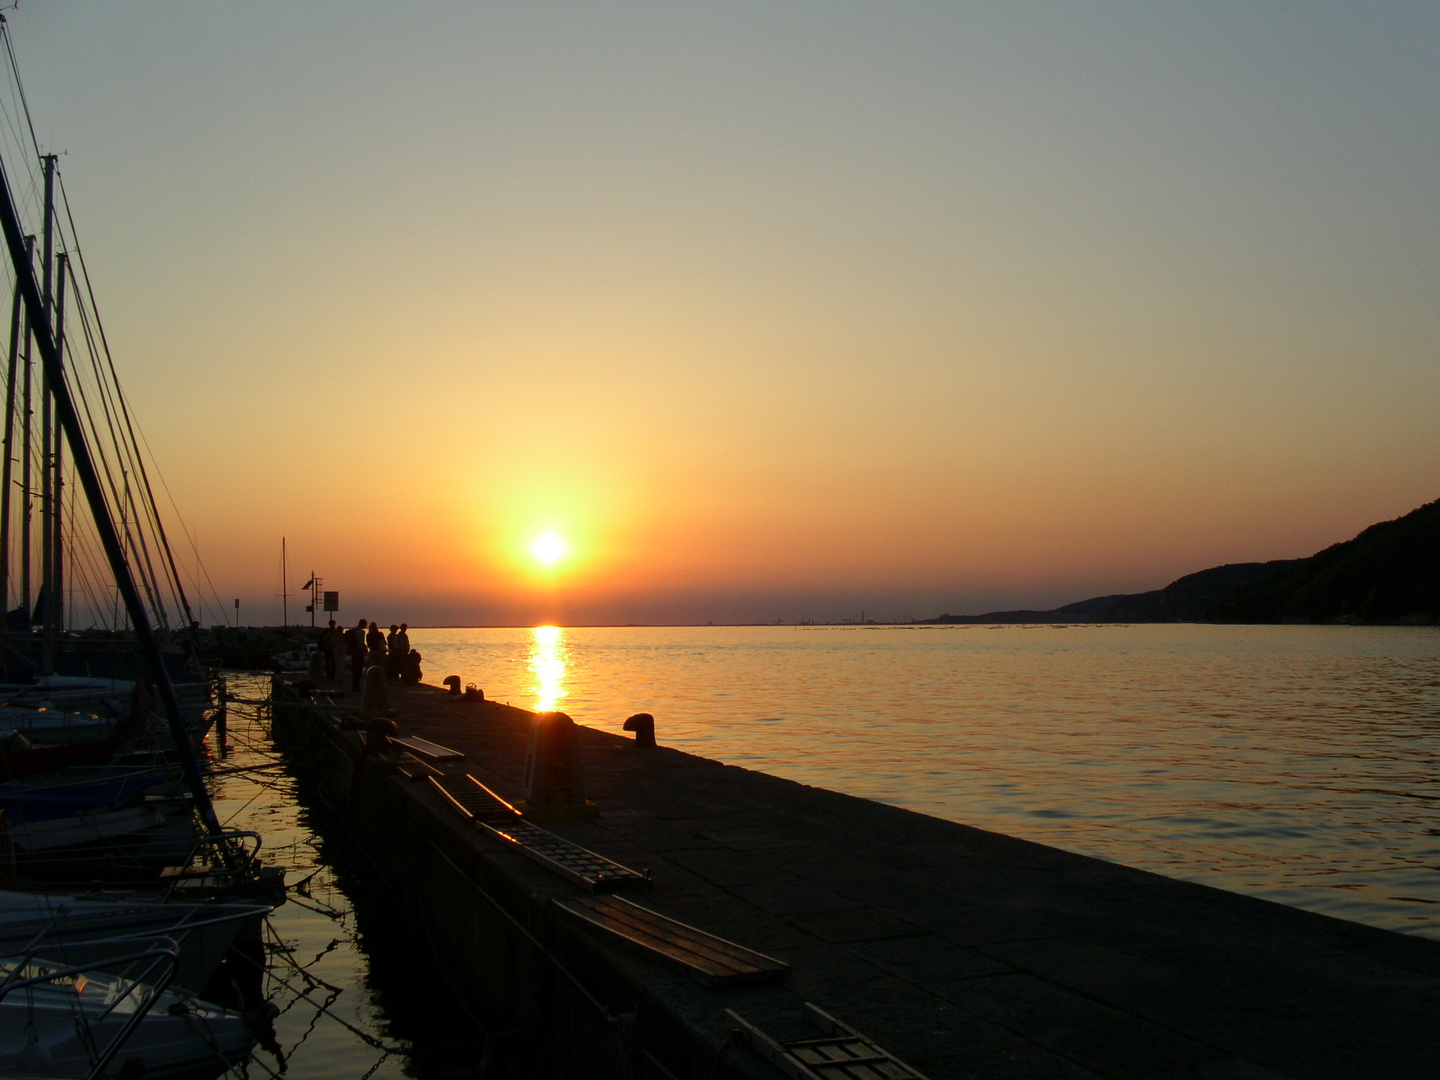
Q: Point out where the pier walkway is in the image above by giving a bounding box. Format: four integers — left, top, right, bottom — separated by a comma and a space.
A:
272, 680, 1440, 1079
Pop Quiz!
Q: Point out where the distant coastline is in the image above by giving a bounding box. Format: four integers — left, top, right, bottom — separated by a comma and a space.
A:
229, 499, 1440, 633
924, 497, 1440, 627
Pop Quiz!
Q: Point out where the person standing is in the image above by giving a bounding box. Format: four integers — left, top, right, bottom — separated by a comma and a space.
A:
346, 618, 367, 692
319, 620, 338, 681
388, 623, 410, 680
366, 621, 386, 659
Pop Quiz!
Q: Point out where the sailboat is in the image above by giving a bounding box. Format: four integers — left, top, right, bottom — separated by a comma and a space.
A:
0, 19, 280, 1077
0, 888, 268, 995
0, 942, 255, 1079
0, 19, 227, 822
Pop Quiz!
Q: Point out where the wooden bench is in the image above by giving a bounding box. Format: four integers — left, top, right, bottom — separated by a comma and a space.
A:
390, 735, 466, 775
554, 894, 790, 987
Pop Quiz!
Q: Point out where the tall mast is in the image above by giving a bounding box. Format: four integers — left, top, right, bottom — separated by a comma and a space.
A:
120, 468, 129, 631
0, 235, 30, 619
51, 251, 64, 634
0, 155, 224, 837
38, 153, 52, 669
19, 246, 29, 627
281, 537, 287, 628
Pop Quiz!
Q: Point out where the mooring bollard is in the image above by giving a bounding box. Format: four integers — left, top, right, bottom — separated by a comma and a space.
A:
519, 711, 598, 820
443, 675, 461, 696
365, 716, 398, 752
361, 664, 390, 717
623, 712, 656, 748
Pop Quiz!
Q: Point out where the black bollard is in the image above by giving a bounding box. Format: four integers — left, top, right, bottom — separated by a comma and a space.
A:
520, 711, 597, 820
623, 712, 656, 748
443, 675, 461, 696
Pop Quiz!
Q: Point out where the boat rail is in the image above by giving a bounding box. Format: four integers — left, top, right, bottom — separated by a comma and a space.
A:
160, 827, 263, 899
0, 935, 181, 1079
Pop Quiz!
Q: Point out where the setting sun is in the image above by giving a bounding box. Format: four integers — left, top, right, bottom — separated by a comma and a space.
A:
530, 532, 567, 566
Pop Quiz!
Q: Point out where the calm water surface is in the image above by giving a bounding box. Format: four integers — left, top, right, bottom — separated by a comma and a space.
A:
214, 673, 481, 1078
410, 624, 1440, 940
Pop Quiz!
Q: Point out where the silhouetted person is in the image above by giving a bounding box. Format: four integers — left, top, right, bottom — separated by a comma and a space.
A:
318, 619, 338, 681
400, 648, 422, 685
385, 623, 401, 679
346, 618, 367, 691
385, 622, 411, 679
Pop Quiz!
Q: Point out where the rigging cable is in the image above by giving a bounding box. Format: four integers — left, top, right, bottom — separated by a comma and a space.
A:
57, 171, 199, 628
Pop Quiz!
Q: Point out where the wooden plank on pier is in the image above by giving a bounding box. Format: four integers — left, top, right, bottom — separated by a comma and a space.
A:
555, 894, 790, 987
428, 774, 650, 892
727, 1004, 930, 1080
389, 735, 466, 775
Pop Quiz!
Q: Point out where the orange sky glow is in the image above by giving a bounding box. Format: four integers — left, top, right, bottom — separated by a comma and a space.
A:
8, 4, 1439, 625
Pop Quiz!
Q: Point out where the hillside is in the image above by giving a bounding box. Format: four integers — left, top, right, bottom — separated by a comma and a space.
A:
922, 560, 1298, 625
1211, 499, 1440, 623
924, 497, 1440, 625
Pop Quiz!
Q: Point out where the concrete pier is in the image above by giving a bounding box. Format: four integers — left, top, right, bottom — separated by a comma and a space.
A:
270, 679, 1440, 1079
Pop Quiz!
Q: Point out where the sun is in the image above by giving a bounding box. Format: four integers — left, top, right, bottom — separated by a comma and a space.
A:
530, 532, 567, 566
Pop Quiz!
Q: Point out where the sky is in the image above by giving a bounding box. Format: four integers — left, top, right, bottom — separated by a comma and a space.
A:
5, 2, 1439, 625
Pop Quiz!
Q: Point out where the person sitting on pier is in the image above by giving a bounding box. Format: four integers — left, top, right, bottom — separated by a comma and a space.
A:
399, 647, 422, 685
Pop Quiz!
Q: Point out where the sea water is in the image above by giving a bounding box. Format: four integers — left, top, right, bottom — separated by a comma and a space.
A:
212, 673, 481, 1079
409, 623, 1440, 940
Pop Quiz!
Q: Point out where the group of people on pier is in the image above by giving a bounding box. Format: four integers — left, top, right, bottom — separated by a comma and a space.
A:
318, 618, 422, 690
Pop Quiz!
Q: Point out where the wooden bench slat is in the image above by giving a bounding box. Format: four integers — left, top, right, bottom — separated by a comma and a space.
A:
554, 895, 790, 987
390, 735, 466, 774
564, 903, 752, 976
565, 896, 780, 973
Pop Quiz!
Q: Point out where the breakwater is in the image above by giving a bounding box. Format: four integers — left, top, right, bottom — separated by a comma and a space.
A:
270, 676, 1440, 1079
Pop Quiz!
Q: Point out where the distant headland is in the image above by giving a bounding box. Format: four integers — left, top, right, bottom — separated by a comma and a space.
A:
924, 498, 1440, 626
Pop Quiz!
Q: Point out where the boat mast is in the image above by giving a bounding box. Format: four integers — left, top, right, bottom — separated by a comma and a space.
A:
0, 155, 224, 836
38, 152, 52, 671
51, 250, 64, 636
120, 468, 129, 631
281, 536, 287, 628
0, 235, 30, 620
19, 243, 29, 628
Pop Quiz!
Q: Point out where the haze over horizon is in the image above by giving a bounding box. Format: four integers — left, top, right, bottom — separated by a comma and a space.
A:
11, 4, 1439, 627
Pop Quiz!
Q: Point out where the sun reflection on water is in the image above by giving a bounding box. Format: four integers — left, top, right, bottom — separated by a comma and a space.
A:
528, 625, 568, 712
